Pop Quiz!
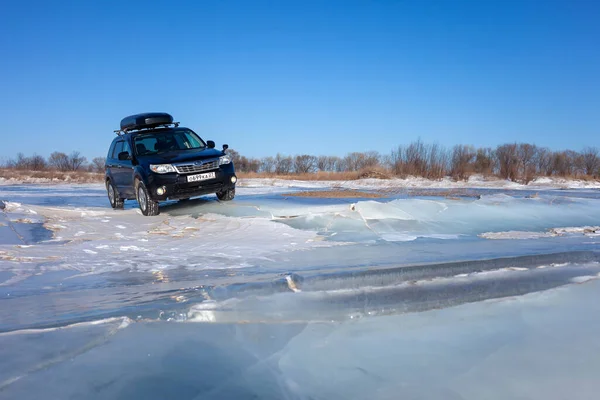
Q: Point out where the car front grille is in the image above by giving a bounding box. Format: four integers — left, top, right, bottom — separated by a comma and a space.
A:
174, 160, 219, 174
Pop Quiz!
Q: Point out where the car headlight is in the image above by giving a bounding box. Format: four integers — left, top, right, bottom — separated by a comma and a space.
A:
150, 164, 176, 174
219, 155, 231, 165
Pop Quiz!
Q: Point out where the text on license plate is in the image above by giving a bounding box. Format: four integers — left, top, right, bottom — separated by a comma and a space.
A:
187, 172, 216, 182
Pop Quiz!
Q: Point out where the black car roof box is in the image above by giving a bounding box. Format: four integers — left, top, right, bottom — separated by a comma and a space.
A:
120, 112, 174, 132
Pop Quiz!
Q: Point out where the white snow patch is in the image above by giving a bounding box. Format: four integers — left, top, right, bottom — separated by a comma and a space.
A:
570, 275, 599, 284
550, 226, 600, 235
119, 246, 146, 252
480, 231, 557, 240
481, 226, 600, 240
239, 175, 600, 191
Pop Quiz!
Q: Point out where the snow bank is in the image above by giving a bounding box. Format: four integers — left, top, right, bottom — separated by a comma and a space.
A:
481, 226, 600, 240
239, 174, 600, 190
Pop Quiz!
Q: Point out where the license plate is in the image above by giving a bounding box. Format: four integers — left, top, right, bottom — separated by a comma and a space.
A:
187, 172, 216, 182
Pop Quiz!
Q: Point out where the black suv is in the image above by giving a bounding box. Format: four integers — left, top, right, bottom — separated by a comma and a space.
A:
105, 112, 236, 216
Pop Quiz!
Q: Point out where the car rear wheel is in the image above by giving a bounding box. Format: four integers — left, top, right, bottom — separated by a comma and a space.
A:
136, 181, 160, 216
216, 187, 235, 201
106, 180, 124, 209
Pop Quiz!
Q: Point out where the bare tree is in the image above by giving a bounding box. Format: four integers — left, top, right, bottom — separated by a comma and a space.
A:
317, 155, 330, 171
246, 158, 261, 173
388, 146, 405, 176
91, 157, 105, 173
260, 156, 276, 174
335, 156, 348, 172
567, 150, 584, 176
582, 147, 600, 177
535, 147, 553, 176
389, 141, 449, 178
328, 156, 342, 172
48, 152, 70, 171
274, 154, 292, 175
362, 151, 381, 170
516, 143, 538, 183
68, 151, 87, 171
28, 154, 47, 171
552, 151, 572, 177
342, 153, 362, 172
517, 143, 537, 182
404, 140, 428, 176
450, 145, 476, 180
427, 143, 449, 179
237, 156, 249, 172
14, 153, 29, 170
495, 144, 519, 181
294, 155, 317, 173
474, 148, 494, 175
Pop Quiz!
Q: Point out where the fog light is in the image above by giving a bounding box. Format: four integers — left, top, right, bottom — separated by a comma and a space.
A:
156, 187, 166, 196
231, 176, 237, 183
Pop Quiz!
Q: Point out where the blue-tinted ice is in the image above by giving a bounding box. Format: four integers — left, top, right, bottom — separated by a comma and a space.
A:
1, 183, 599, 399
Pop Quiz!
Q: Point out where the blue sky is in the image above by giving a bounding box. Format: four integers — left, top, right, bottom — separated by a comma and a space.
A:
1, 0, 599, 160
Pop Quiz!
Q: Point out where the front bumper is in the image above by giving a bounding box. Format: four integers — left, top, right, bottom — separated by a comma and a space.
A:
146, 169, 237, 201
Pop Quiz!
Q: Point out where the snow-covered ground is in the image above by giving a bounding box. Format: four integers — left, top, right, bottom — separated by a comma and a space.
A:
238, 175, 600, 190
1, 181, 600, 399
2, 174, 600, 189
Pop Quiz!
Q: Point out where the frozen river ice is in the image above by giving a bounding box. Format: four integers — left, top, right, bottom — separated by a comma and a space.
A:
0, 181, 599, 399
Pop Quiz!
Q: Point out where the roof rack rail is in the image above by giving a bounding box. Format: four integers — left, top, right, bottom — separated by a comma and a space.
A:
114, 122, 180, 136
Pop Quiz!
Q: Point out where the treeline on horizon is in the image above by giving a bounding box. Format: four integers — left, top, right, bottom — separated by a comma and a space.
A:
229, 141, 600, 182
1, 141, 599, 183
0, 152, 105, 174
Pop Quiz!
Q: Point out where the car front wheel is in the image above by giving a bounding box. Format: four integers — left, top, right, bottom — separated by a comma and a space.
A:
136, 181, 160, 216
216, 187, 235, 201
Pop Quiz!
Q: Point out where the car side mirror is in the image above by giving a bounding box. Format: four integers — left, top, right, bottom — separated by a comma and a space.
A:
222, 144, 229, 151
118, 151, 131, 161
207, 140, 215, 149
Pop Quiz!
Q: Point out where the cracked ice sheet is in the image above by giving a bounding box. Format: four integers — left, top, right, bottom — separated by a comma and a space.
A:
0, 202, 338, 277
1, 278, 600, 399
272, 279, 600, 400
3, 191, 600, 280
175, 193, 600, 242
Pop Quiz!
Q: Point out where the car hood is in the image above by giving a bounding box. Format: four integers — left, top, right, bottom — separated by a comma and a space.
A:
139, 148, 224, 164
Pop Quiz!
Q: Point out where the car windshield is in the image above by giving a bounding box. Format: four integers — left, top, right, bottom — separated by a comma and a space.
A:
133, 129, 206, 156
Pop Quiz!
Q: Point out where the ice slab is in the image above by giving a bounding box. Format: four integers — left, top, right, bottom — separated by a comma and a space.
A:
0, 201, 338, 278
2, 187, 600, 283
1, 279, 600, 399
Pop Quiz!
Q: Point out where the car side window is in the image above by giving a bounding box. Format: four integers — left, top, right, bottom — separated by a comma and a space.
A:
107, 141, 117, 159
112, 141, 124, 159
122, 141, 132, 155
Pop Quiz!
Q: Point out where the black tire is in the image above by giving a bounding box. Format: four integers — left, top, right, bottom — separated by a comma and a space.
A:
216, 187, 235, 201
106, 180, 124, 209
136, 180, 160, 216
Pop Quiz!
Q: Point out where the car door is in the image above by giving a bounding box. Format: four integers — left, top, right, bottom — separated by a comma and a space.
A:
118, 140, 135, 197
113, 140, 135, 197
105, 140, 119, 182
107, 140, 123, 187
